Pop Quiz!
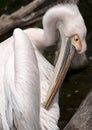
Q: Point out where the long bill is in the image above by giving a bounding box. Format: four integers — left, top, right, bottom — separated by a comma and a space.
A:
44, 24, 76, 110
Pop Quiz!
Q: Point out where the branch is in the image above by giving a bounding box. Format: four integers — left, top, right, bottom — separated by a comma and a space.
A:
10, 0, 46, 18
0, 0, 46, 36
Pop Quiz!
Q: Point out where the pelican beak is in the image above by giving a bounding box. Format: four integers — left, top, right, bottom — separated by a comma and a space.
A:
44, 27, 82, 109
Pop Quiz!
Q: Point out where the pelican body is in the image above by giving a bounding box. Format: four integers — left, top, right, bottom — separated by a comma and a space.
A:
0, 3, 87, 130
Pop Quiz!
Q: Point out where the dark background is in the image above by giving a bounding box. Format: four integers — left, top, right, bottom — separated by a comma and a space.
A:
0, 0, 92, 129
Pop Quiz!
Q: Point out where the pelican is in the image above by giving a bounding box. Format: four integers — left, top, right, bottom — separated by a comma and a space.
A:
0, 3, 87, 130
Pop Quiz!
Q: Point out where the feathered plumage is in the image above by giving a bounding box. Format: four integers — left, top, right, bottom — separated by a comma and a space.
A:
0, 3, 87, 130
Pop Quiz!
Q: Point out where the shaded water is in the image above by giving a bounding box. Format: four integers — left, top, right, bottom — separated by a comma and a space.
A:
0, 0, 92, 129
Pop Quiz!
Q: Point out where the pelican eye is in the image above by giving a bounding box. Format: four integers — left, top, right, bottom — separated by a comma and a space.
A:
74, 38, 79, 42
70, 34, 82, 52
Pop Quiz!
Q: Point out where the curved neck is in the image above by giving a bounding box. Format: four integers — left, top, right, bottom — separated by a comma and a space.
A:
42, 4, 76, 47
43, 11, 59, 46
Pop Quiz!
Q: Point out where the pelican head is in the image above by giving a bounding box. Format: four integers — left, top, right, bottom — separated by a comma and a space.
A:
43, 4, 87, 109
60, 4, 87, 53
43, 4, 87, 53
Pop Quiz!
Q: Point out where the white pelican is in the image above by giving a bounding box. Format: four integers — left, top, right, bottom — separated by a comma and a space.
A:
0, 3, 87, 130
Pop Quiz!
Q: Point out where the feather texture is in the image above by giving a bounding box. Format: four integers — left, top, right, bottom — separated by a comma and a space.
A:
0, 3, 87, 130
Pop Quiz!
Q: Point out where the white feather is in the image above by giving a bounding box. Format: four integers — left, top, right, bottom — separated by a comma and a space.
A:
0, 3, 87, 130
